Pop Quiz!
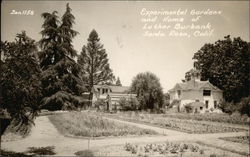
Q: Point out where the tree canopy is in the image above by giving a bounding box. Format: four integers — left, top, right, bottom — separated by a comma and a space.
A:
38, 4, 85, 110
193, 35, 250, 103
115, 77, 122, 86
130, 72, 164, 110
0, 31, 41, 125
77, 29, 115, 93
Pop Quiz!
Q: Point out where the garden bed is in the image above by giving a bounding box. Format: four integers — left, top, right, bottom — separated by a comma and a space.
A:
48, 112, 157, 137
93, 141, 244, 157
219, 136, 249, 145
104, 112, 248, 134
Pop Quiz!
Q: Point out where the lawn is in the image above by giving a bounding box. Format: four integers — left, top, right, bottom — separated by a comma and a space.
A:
104, 112, 248, 134
48, 111, 157, 137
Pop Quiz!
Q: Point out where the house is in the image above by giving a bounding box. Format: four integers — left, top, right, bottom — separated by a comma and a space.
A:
92, 85, 137, 111
168, 69, 223, 113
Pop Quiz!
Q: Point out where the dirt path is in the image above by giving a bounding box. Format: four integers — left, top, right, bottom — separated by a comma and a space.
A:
2, 115, 249, 156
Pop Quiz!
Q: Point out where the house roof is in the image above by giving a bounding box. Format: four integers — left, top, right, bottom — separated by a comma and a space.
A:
186, 102, 206, 107
93, 85, 130, 94
169, 80, 222, 92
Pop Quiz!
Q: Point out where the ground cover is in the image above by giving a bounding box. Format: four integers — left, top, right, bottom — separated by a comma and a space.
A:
219, 136, 249, 145
48, 111, 157, 137
104, 112, 248, 134
92, 141, 244, 157
162, 112, 249, 125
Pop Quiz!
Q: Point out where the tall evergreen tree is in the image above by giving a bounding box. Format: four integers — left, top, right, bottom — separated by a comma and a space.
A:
116, 77, 122, 86
0, 31, 41, 125
77, 29, 115, 101
38, 4, 85, 110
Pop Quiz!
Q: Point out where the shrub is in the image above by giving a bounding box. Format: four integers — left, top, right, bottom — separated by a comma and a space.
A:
185, 105, 193, 113
237, 97, 250, 116
0, 150, 33, 157
94, 99, 106, 110
219, 101, 237, 114
169, 100, 180, 108
26, 146, 56, 155
119, 97, 139, 111
75, 150, 94, 157
219, 96, 250, 116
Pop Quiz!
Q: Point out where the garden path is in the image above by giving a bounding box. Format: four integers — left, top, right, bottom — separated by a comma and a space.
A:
2, 115, 249, 156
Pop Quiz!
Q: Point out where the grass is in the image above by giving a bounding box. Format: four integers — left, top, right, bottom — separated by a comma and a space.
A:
48, 112, 157, 137
219, 136, 250, 145
104, 112, 248, 134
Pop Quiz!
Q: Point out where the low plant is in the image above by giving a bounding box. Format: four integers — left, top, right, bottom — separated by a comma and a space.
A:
26, 146, 56, 155
49, 112, 157, 137
107, 112, 248, 133
124, 142, 200, 156
220, 136, 249, 144
75, 150, 94, 157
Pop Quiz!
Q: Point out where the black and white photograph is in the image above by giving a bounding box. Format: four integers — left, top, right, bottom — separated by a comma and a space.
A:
0, 0, 249, 156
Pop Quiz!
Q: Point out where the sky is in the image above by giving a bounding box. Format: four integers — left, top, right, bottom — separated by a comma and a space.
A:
1, 1, 249, 92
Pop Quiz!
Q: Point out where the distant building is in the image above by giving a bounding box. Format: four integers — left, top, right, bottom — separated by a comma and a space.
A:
92, 85, 136, 111
169, 69, 223, 113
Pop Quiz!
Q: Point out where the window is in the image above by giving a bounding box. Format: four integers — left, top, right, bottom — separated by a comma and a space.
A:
195, 99, 199, 102
214, 101, 217, 108
177, 90, 181, 97
200, 107, 203, 110
205, 100, 209, 108
203, 90, 211, 96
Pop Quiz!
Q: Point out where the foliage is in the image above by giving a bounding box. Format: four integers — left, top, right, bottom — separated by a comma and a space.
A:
124, 142, 201, 156
115, 77, 122, 86
94, 99, 106, 110
0, 150, 33, 157
220, 136, 249, 145
193, 35, 250, 103
118, 97, 139, 111
163, 112, 249, 125
0, 31, 41, 126
26, 146, 56, 155
107, 112, 247, 134
130, 72, 164, 110
38, 4, 85, 111
75, 150, 94, 157
219, 97, 250, 116
184, 105, 193, 113
237, 97, 250, 116
168, 99, 180, 108
77, 29, 115, 97
49, 112, 157, 137
163, 93, 170, 108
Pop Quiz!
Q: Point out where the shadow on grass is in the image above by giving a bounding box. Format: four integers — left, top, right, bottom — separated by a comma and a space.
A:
26, 146, 56, 155
75, 150, 94, 157
0, 150, 33, 157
